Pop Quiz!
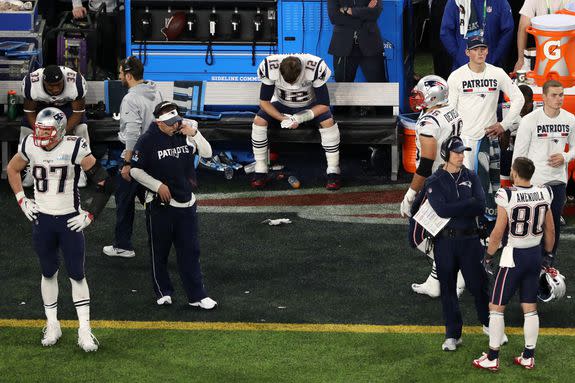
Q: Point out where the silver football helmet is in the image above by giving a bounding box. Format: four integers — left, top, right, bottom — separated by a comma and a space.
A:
538, 267, 566, 302
409, 75, 449, 112
33, 107, 67, 147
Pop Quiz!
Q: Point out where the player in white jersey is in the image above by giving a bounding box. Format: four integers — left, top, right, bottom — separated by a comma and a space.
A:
402, 75, 466, 299
21, 65, 90, 187
512, 80, 575, 262
251, 54, 342, 190
473, 157, 555, 371
447, 36, 524, 222
6, 107, 115, 352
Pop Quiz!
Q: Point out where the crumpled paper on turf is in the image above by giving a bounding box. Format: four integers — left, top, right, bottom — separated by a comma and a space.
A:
261, 218, 292, 226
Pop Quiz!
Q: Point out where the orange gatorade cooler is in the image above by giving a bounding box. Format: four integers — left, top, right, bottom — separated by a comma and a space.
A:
526, 14, 575, 87
557, 2, 575, 15
399, 113, 418, 173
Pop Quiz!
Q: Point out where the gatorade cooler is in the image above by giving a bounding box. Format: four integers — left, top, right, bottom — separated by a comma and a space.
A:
527, 14, 575, 87
557, 2, 575, 15
399, 113, 418, 173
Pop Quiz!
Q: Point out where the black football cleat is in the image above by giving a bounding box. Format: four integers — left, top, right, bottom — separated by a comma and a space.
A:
326, 173, 341, 191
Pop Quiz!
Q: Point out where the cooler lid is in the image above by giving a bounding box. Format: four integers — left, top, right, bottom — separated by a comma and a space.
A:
531, 14, 575, 31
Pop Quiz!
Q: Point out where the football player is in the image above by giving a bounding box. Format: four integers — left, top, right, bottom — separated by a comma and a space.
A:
21, 65, 90, 187
403, 75, 466, 298
251, 54, 341, 190
473, 157, 555, 371
6, 107, 115, 352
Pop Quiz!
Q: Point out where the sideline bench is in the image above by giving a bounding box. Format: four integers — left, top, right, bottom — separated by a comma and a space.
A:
1, 80, 400, 180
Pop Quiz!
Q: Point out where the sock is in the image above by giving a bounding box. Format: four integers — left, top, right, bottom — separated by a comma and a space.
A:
251, 123, 268, 173
524, 311, 539, 355
487, 348, 499, 361
70, 278, 91, 329
488, 311, 505, 350
41, 271, 59, 323
319, 123, 340, 174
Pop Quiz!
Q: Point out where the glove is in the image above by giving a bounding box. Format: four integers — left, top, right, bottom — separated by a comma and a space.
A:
67, 210, 93, 232
280, 116, 298, 129
400, 188, 417, 218
16, 192, 39, 221
542, 252, 554, 269
482, 255, 496, 276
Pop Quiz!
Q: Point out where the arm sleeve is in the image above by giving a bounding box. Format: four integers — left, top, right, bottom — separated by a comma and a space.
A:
469, 170, 486, 214
511, 115, 531, 161
130, 138, 148, 170
327, 0, 362, 27
314, 84, 330, 106
186, 130, 212, 158
18, 134, 31, 162
130, 168, 163, 193
499, 71, 524, 130
490, 3, 514, 66
75, 73, 87, 100
257, 58, 275, 86
417, 116, 440, 138
518, 0, 536, 18
563, 117, 575, 163
350, 1, 382, 21
426, 178, 485, 218
259, 84, 275, 101
494, 187, 510, 208
22, 75, 32, 99
312, 60, 331, 87
440, 1, 459, 59
447, 72, 460, 111
120, 96, 144, 151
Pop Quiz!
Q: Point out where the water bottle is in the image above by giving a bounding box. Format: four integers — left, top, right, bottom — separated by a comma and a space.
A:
7, 90, 18, 120
288, 176, 301, 189
224, 166, 234, 180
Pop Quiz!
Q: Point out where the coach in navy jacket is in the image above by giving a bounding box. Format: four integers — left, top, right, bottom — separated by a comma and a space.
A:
440, 0, 514, 71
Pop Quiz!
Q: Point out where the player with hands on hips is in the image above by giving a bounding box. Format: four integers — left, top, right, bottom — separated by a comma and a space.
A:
251, 54, 342, 190
473, 157, 555, 371
6, 107, 116, 352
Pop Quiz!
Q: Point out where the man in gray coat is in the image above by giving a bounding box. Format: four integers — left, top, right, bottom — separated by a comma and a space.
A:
103, 56, 163, 258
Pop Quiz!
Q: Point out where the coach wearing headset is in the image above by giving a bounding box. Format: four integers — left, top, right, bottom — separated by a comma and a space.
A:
422, 136, 490, 352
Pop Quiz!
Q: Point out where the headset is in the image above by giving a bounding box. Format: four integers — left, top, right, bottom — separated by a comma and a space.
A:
120, 55, 137, 73
440, 135, 463, 162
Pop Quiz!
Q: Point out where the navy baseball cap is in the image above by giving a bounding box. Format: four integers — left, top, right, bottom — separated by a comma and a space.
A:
43, 65, 64, 83
466, 36, 488, 50
448, 136, 471, 153
154, 101, 182, 125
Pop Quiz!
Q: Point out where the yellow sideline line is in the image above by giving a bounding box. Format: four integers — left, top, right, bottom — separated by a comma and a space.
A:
1, 319, 574, 336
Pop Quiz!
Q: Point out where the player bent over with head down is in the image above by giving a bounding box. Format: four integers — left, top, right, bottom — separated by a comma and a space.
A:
6, 107, 116, 352
473, 157, 555, 371
403, 75, 466, 298
251, 54, 341, 190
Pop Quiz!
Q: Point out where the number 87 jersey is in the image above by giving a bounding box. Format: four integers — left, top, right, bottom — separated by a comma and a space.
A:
18, 135, 91, 216
495, 185, 553, 249
257, 54, 331, 108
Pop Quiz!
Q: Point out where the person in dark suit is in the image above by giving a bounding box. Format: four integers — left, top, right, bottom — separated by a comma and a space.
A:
327, 0, 388, 83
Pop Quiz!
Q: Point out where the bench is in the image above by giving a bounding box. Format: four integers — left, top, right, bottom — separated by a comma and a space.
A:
1, 80, 400, 180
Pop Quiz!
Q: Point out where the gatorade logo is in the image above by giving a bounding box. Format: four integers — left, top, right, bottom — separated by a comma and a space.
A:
543, 40, 561, 60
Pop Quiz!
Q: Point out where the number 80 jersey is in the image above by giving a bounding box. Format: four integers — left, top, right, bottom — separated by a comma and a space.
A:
18, 135, 91, 216
257, 54, 331, 108
495, 185, 553, 249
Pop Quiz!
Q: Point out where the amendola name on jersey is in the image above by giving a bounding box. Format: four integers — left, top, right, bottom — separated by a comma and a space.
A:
415, 105, 463, 170
22, 66, 87, 106
257, 54, 331, 108
495, 185, 552, 249
18, 135, 91, 216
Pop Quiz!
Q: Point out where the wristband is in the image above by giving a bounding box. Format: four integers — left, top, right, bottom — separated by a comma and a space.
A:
15, 191, 25, 204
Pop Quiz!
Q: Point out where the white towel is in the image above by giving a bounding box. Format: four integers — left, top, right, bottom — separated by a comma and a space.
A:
456, 0, 472, 37
499, 246, 516, 268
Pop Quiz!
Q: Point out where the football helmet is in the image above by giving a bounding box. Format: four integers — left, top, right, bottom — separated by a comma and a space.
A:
33, 107, 67, 147
409, 75, 449, 112
538, 267, 566, 302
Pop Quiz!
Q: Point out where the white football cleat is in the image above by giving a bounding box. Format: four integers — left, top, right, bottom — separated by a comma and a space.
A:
482, 325, 508, 346
472, 353, 499, 372
157, 296, 172, 305
78, 171, 88, 188
442, 338, 462, 351
411, 276, 440, 298
514, 353, 535, 369
22, 166, 34, 188
78, 327, 99, 352
189, 297, 218, 310
41, 321, 62, 346
103, 246, 135, 258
